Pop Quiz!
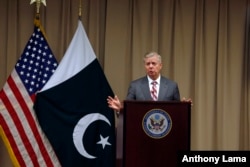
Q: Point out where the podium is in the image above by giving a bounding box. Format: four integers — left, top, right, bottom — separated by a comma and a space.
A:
116, 100, 191, 167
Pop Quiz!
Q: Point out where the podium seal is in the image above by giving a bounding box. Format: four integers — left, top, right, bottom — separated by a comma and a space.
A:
142, 109, 172, 139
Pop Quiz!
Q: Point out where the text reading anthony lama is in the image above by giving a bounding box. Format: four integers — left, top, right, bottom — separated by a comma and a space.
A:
181, 154, 247, 165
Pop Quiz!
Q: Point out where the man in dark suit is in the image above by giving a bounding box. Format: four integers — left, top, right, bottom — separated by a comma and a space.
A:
126, 75, 180, 101
107, 51, 190, 111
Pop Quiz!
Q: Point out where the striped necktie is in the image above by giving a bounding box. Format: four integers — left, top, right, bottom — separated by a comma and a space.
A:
151, 81, 157, 101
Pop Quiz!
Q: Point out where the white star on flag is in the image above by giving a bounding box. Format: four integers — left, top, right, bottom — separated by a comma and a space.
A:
97, 135, 111, 149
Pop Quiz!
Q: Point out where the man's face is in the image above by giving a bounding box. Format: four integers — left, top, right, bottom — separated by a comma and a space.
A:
144, 55, 162, 80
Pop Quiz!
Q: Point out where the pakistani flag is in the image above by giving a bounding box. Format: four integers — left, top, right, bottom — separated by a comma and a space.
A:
34, 20, 116, 167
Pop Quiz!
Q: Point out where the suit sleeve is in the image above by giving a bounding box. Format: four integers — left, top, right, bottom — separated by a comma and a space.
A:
174, 83, 181, 101
126, 83, 136, 100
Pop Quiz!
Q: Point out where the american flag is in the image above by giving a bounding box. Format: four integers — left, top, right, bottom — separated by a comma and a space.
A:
0, 21, 61, 167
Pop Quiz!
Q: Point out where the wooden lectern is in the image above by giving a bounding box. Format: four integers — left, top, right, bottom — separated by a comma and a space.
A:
116, 100, 191, 167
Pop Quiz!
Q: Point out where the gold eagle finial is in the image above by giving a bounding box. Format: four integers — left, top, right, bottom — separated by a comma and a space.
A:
30, 0, 46, 14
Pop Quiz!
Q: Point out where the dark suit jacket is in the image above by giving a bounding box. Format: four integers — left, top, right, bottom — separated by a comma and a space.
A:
126, 76, 180, 101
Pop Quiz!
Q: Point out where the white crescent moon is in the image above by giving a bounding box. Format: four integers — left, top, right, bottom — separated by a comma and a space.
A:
72, 113, 111, 159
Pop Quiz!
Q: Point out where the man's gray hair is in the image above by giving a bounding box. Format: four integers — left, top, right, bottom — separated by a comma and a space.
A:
143, 51, 162, 63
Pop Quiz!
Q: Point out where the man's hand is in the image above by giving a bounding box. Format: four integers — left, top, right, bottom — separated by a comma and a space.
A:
107, 95, 123, 111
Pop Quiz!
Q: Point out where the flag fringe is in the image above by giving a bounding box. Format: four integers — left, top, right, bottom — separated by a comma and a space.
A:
0, 126, 20, 167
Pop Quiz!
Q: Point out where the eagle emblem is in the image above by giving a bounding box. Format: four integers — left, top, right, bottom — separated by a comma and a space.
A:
148, 116, 165, 131
142, 109, 172, 139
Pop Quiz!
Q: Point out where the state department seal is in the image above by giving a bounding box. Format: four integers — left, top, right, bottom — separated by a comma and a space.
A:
142, 109, 172, 139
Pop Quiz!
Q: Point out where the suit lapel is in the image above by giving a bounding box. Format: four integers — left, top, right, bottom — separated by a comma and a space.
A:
141, 77, 152, 100
158, 78, 168, 100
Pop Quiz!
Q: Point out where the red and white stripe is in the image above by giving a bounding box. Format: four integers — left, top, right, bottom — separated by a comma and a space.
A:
0, 70, 61, 167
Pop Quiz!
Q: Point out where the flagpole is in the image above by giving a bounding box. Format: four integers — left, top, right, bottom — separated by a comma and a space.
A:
79, 0, 82, 20
30, 0, 47, 19
30, 0, 47, 39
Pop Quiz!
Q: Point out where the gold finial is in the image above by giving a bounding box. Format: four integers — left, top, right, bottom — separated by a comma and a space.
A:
30, 0, 46, 14
79, 0, 82, 20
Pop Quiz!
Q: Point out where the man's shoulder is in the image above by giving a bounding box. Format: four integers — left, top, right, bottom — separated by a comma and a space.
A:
130, 76, 147, 84
161, 76, 178, 84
